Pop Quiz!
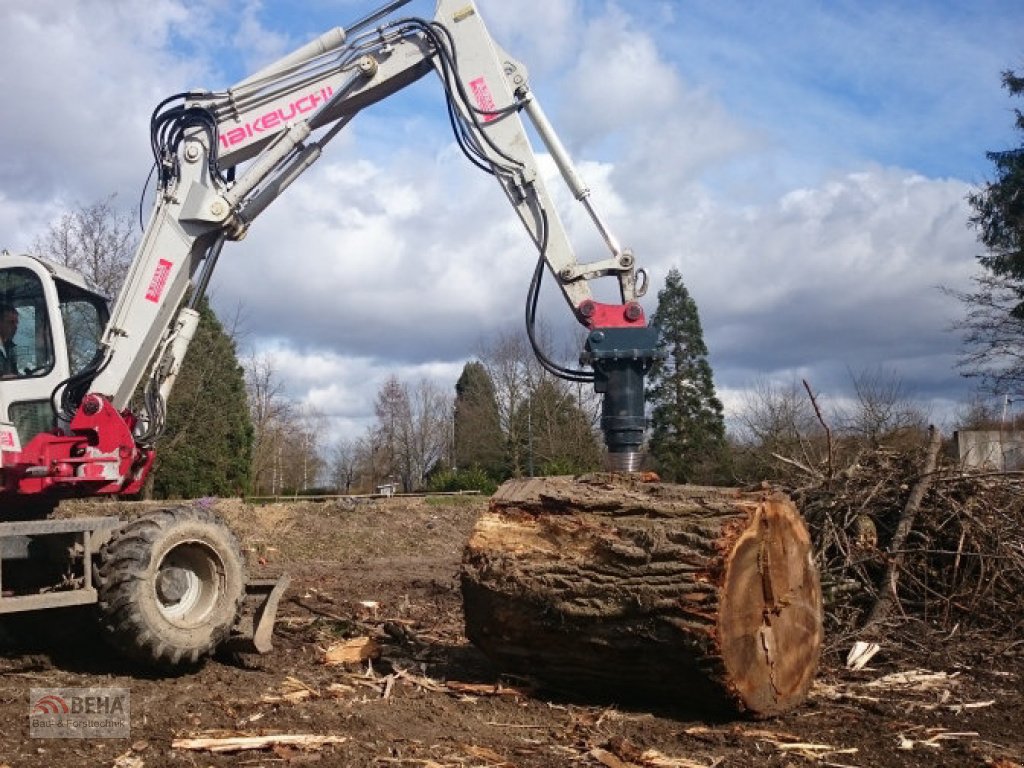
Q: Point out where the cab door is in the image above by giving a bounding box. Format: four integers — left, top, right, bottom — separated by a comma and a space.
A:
0, 256, 75, 450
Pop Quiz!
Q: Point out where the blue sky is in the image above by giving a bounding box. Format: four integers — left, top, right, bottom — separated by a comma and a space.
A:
1, 0, 1022, 438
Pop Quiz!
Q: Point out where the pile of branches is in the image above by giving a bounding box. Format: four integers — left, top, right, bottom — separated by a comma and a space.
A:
791, 437, 1024, 639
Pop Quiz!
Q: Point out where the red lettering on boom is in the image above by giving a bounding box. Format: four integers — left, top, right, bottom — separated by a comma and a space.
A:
469, 77, 498, 122
145, 259, 173, 303
218, 86, 334, 151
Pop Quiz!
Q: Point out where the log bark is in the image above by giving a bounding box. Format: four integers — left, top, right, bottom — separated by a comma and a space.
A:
461, 474, 823, 716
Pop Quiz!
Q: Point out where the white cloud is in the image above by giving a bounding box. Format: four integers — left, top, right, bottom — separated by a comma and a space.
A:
0, 0, 210, 203
247, 341, 464, 441
669, 169, 977, 407
0, 0, 1002, 449
474, 0, 581, 74
231, 1, 295, 76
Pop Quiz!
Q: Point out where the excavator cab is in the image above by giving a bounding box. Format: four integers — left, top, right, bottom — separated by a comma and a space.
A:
0, 253, 108, 453
0, 254, 285, 666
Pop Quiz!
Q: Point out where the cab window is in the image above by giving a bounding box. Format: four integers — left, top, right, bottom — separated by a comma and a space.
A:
57, 280, 108, 376
0, 267, 54, 378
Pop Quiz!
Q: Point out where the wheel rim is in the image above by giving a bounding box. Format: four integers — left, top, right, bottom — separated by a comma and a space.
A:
154, 541, 225, 625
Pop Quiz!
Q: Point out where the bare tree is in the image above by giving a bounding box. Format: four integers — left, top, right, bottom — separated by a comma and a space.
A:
285, 404, 326, 492
946, 273, 1024, 395
329, 438, 360, 493
734, 378, 827, 483
477, 326, 602, 477
245, 353, 296, 494
477, 330, 535, 476
32, 195, 137, 296
354, 426, 388, 492
373, 375, 409, 487
838, 367, 928, 446
407, 378, 451, 489
372, 376, 451, 491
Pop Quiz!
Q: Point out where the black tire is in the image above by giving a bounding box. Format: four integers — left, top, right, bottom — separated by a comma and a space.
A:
94, 507, 245, 668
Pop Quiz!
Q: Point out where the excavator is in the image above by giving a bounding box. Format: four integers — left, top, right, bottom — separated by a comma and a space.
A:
0, 0, 660, 668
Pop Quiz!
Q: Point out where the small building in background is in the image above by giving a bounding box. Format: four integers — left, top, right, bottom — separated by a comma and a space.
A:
955, 430, 1024, 471
375, 482, 398, 497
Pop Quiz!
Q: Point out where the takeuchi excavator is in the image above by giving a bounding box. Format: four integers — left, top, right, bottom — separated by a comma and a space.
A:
0, 0, 660, 667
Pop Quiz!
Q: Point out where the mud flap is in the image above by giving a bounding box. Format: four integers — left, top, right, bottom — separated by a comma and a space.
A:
224, 575, 291, 654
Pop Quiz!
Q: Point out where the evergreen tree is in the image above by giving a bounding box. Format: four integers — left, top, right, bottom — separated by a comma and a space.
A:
646, 268, 727, 483
150, 299, 253, 498
969, 70, 1024, 313
950, 71, 1024, 393
453, 361, 505, 478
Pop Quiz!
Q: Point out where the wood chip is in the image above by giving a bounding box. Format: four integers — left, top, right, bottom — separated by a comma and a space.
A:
112, 752, 144, 768
322, 636, 381, 665
446, 680, 529, 697
172, 733, 347, 753
589, 746, 719, 768
775, 742, 855, 752
638, 749, 720, 768
261, 675, 320, 703
590, 747, 634, 768
464, 744, 515, 765
865, 669, 958, 690
846, 641, 881, 670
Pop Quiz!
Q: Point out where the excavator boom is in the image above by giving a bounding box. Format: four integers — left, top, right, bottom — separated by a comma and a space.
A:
0, 0, 661, 668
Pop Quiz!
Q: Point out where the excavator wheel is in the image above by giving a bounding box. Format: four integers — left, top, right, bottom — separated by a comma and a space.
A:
94, 507, 245, 669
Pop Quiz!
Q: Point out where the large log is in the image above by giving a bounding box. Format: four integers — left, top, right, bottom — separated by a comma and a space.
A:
461, 474, 822, 716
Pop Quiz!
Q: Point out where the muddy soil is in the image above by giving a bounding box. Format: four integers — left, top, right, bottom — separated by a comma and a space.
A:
0, 495, 1020, 767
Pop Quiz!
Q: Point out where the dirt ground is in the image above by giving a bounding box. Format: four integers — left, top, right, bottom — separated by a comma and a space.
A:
0, 495, 1021, 768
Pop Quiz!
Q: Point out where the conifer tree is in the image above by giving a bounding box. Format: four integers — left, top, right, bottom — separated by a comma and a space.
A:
953, 70, 1024, 392
969, 70, 1024, 308
453, 361, 505, 478
646, 268, 727, 483
150, 299, 253, 497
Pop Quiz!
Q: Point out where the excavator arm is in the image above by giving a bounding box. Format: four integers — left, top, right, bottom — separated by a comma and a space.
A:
16, 0, 659, 500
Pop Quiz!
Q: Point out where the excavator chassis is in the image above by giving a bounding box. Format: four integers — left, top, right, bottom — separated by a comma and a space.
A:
0, 514, 287, 661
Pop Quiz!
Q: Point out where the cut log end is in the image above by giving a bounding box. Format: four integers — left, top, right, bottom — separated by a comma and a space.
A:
718, 496, 822, 714
461, 475, 822, 717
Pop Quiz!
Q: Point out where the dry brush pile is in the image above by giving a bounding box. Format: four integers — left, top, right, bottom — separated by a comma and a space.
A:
789, 436, 1024, 642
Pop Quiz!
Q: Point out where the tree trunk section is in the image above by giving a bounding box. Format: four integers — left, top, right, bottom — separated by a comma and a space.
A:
461, 474, 823, 716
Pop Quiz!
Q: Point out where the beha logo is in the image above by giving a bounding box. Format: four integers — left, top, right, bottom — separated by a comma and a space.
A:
32, 693, 124, 715
30, 686, 131, 738
31, 695, 70, 715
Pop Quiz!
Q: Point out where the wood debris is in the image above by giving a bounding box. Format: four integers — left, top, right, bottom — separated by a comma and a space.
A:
393, 668, 447, 693
864, 669, 959, 690
172, 732, 347, 753
797, 442, 1024, 637
845, 641, 880, 670
446, 680, 530, 698
322, 636, 381, 665
813, 666, 999, 715
590, 747, 721, 768
721, 727, 857, 763
112, 752, 144, 768
261, 675, 320, 703
897, 729, 979, 750
772, 741, 859, 760
463, 744, 515, 766
589, 737, 721, 768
